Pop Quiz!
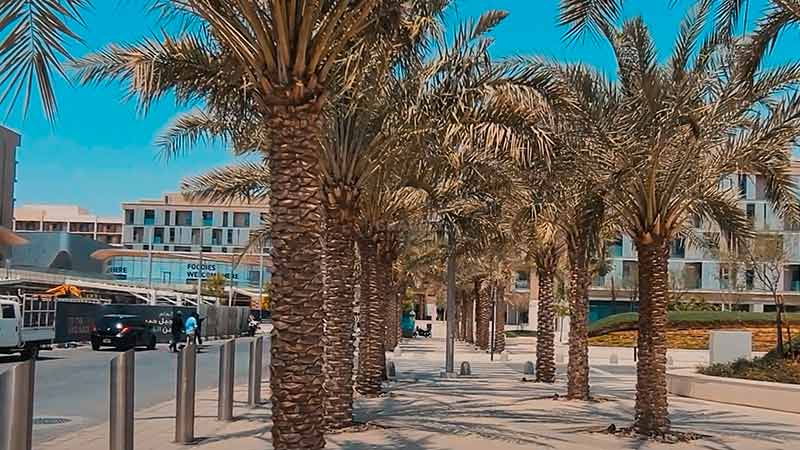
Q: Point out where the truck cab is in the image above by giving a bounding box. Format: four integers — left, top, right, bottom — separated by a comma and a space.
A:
0, 296, 56, 360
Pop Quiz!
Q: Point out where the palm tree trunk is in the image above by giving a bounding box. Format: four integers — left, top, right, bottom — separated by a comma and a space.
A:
567, 250, 591, 400
494, 284, 507, 354
536, 267, 556, 383
460, 293, 468, 341
356, 236, 383, 396
267, 109, 325, 450
634, 238, 670, 435
322, 209, 356, 430
476, 281, 491, 350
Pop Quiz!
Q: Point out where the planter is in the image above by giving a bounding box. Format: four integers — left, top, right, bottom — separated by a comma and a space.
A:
667, 368, 800, 414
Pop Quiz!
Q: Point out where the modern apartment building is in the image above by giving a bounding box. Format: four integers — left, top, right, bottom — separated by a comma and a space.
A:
0, 126, 19, 230
103, 192, 270, 290
14, 204, 123, 246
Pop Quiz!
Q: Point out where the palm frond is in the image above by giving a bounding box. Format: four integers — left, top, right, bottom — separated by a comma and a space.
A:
180, 160, 270, 204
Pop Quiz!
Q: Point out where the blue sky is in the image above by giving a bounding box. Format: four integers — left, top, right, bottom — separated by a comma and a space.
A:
2, 0, 796, 216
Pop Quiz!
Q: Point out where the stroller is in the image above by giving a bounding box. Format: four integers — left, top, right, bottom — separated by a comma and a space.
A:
415, 325, 432, 338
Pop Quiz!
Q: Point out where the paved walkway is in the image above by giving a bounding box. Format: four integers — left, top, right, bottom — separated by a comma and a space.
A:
39, 337, 800, 450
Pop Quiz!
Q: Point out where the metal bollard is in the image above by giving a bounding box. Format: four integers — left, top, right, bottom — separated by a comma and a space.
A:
459, 361, 472, 376
609, 353, 619, 365
175, 344, 197, 444
218, 339, 235, 421
110, 350, 135, 450
523, 361, 535, 375
248, 336, 264, 408
0, 360, 35, 450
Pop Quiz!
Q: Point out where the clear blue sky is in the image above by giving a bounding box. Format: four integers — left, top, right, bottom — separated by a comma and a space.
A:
2, 0, 795, 217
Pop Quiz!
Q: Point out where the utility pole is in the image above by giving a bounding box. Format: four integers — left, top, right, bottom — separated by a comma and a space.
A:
258, 252, 264, 319
228, 252, 235, 307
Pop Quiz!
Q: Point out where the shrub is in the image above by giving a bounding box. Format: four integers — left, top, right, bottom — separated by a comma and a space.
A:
588, 311, 800, 337
699, 356, 800, 385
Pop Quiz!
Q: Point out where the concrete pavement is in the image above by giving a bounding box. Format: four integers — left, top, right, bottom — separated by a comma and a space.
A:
31, 336, 800, 450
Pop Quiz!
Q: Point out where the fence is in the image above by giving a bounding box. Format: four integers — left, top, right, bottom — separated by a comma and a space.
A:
54, 301, 249, 343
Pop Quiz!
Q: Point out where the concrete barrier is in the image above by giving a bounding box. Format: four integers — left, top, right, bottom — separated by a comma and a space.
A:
667, 368, 800, 414
709, 330, 752, 364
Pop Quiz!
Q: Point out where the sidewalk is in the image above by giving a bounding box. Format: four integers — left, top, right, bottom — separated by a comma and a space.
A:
39, 337, 800, 450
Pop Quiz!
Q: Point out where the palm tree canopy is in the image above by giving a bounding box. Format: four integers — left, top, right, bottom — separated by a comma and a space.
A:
0, 0, 89, 120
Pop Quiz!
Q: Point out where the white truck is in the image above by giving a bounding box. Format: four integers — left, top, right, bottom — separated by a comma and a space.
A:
0, 295, 56, 360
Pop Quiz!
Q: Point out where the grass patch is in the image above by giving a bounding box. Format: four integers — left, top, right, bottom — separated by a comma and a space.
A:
699, 356, 800, 385
589, 311, 800, 337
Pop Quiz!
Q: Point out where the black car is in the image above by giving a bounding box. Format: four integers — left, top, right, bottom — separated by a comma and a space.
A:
91, 315, 157, 351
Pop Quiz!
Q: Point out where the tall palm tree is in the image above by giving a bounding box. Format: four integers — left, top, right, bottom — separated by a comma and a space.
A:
544, 8, 800, 434
75, 3, 407, 447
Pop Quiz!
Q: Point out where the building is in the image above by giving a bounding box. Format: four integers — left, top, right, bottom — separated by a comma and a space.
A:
0, 126, 18, 231
91, 192, 271, 298
11, 232, 111, 274
14, 204, 123, 246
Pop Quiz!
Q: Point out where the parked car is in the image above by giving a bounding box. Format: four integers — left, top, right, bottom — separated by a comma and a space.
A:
0, 295, 56, 360
91, 315, 157, 351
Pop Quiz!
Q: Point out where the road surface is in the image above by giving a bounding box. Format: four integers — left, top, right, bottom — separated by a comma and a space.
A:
0, 337, 270, 445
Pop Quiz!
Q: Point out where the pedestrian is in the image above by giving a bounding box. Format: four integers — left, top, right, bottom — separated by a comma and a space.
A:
195, 313, 205, 345
170, 311, 183, 352
184, 313, 198, 346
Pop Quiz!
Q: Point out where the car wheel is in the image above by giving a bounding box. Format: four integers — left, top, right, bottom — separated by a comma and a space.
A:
147, 336, 156, 350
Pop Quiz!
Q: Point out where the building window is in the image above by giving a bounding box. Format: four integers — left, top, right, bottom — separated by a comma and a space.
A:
125, 209, 134, 225
623, 261, 638, 285
142, 244, 150, 251
684, 262, 702, 289
227, 229, 234, 244
669, 239, 685, 258
191, 228, 203, 245
738, 173, 748, 198
745, 269, 755, 290
169, 227, 176, 242
212, 228, 222, 246
233, 212, 250, 228
514, 270, 529, 290
249, 270, 261, 282
202, 246, 212, 253
164, 210, 171, 226
176, 210, 192, 226
222, 212, 229, 227
132, 227, 144, 243
144, 209, 155, 225
746, 203, 755, 223
608, 237, 623, 258
153, 227, 164, 244
202, 211, 213, 227
174, 246, 191, 252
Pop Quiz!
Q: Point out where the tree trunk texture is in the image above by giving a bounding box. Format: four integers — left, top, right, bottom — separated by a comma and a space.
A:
476, 281, 491, 350
321, 209, 356, 430
460, 293, 469, 341
536, 268, 556, 383
493, 285, 507, 354
567, 250, 591, 400
356, 237, 383, 397
377, 253, 392, 376
634, 238, 670, 435
267, 108, 325, 450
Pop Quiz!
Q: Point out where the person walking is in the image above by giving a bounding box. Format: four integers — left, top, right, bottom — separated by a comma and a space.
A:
170, 311, 183, 352
195, 313, 205, 345
184, 313, 198, 346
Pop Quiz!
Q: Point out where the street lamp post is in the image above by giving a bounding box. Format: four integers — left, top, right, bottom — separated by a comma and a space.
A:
445, 228, 456, 375
228, 252, 235, 307
257, 252, 264, 319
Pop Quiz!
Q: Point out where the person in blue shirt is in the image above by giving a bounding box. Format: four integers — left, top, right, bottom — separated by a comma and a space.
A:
184, 314, 198, 346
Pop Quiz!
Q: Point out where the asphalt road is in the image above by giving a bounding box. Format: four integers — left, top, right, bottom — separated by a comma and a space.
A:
0, 337, 270, 445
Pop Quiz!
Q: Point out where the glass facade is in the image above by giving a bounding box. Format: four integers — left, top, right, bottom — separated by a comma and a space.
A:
105, 255, 270, 288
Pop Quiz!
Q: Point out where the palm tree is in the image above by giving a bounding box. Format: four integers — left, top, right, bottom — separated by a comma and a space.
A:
0, 0, 89, 120
544, 8, 800, 434
75, 3, 411, 446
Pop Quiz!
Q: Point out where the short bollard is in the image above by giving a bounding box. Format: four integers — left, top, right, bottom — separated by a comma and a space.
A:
248, 336, 264, 408
110, 350, 135, 450
609, 353, 619, 365
523, 361, 535, 375
668, 356, 675, 368
459, 361, 472, 376
175, 344, 197, 444
218, 339, 235, 421
0, 359, 35, 450
387, 361, 397, 378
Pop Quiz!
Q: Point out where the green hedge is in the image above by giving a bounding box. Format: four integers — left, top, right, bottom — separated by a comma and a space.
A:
588, 311, 800, 337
